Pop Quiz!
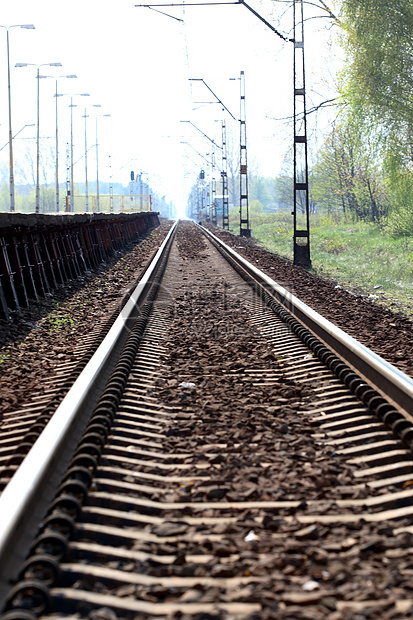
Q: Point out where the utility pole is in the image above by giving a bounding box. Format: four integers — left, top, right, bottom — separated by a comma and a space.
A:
211, 143, 217, 225
239, 70, 250, 238
293, 0, 311, 268
109, 155, 113, 213
84, 108, 89, 212
185, 84, 236, 230
196, 178, 201, 220
65, 142, 70, 212
221, 119, 229, 229
130, 170, 135, 211
139, 0, 312, 251
205, 165, 210, 221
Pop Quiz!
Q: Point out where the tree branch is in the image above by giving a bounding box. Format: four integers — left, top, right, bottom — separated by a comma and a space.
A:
268, 96, 344, 123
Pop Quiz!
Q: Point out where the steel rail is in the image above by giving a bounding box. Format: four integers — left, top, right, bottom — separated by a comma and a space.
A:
1, 220, 413, 618
1, 219, 412, 610
201, 225, 413, 419
0, 221, 178, 608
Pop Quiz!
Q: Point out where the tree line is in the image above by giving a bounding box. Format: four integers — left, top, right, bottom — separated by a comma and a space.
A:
225, 0, 413, 235
308, 0, 413, 234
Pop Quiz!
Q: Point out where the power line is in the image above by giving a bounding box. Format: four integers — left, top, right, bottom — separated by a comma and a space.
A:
135, 0, 293, 42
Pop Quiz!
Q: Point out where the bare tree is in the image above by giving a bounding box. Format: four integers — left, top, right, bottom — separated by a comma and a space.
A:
14, 142, 36, 186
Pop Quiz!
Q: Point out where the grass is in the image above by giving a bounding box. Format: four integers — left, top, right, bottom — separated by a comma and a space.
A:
48, 312, 76, 330
228, 209, 413, 315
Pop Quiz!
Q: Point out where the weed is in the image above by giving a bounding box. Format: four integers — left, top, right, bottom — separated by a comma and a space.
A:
319, 238, 346, 254
48, 314, 76, 330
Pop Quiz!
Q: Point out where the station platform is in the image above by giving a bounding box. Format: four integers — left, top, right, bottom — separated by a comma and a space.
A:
0, 211, 160, 320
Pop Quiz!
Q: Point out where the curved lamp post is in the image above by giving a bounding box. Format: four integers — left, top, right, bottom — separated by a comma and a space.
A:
0, 24, 35, 212
94, 113, 110, 212
39, 74, 78, 212
16, 61, 62, 213
82, 104, 101, 212
60, 93, 90, 211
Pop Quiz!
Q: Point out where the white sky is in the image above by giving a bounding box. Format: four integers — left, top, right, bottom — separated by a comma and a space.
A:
0, 0, 341, 212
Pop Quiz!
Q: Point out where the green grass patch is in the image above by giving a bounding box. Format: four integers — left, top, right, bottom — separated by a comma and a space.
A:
229, 209, 413, 314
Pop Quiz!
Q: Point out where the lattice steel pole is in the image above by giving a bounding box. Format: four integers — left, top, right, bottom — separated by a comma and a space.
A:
221, 119, 229, 229
293, 0, 311, 268
239, 70, 250, 237
196, 180, 200, 219
211, 143, 217, 225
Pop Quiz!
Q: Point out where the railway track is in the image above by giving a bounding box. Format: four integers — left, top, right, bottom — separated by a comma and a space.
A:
0, 223, 172, 492
2, 220, 413, 619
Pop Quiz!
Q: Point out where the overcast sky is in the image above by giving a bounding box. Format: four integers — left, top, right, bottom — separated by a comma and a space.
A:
0, 0, 341, 211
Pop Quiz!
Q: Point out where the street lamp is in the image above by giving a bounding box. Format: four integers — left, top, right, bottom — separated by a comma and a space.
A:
109, 155, 113, 212
41, 74, 77, 212
64, 93, 90, 211
0, 24, 35, 212
95, 114, 110, 212
16, 61, 62, 213
82, 104, 101, 212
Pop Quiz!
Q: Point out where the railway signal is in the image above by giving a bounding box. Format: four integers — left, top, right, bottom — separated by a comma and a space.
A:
138, 0, 311, 265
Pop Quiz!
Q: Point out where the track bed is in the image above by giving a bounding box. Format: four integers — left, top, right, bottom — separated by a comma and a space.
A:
2, 222, 413, 620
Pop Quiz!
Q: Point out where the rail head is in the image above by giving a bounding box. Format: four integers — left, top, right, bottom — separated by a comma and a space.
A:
0, 221, 178, 608
200, 224, 413, 420
2, 219, 413, 610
